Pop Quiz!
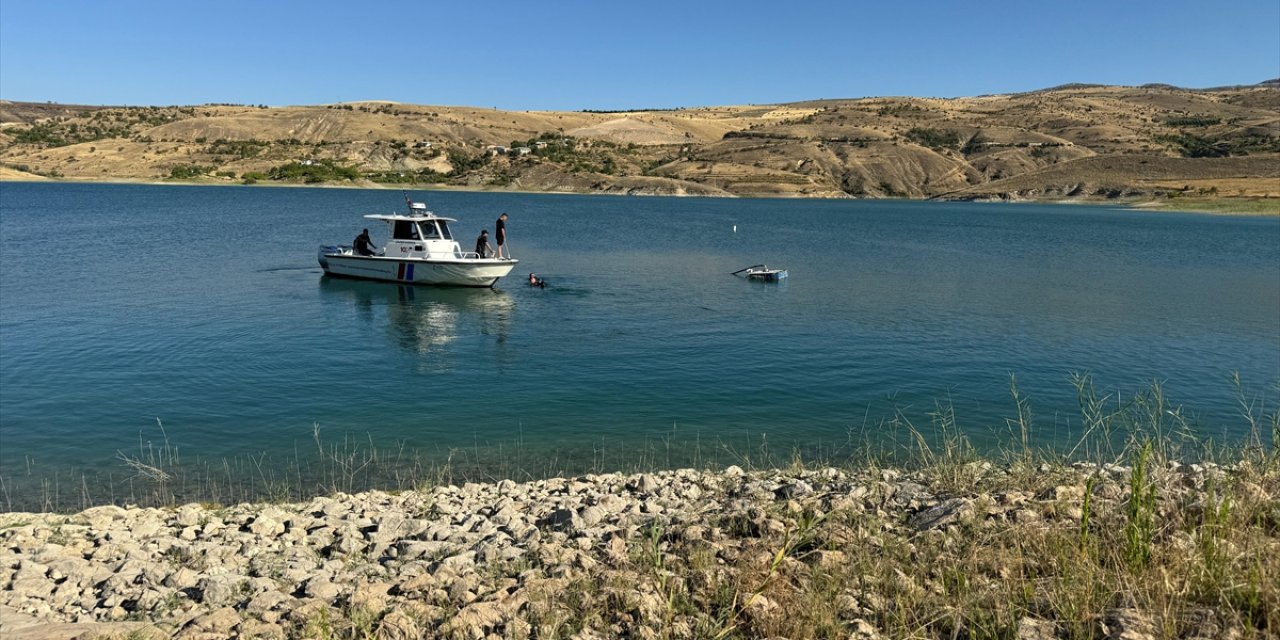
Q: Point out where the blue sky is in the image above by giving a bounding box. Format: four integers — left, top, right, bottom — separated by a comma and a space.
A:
1, 0, 1277, 110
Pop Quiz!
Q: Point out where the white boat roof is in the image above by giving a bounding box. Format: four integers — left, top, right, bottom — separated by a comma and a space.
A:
363, 212, 458, 222
363, 202, 457, 222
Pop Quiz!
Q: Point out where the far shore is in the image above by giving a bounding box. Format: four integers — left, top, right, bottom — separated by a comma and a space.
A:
3, 175, 1278, 216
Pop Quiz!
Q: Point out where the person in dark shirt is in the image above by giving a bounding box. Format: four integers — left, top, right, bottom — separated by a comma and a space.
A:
495, 213, 509, 259
353, 228, 378, 256
475, 229, 493, 258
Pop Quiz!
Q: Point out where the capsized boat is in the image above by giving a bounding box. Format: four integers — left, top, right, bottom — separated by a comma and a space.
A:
733, 264, 788, 281
318, 201, 517, 287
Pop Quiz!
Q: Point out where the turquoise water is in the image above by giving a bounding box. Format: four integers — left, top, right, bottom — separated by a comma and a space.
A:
2, 182, 1278, 508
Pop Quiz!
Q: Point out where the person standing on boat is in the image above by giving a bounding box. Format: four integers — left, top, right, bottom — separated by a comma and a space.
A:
494, 213, 509, 259
475, 229, 494, 258
353, 228, 378, 257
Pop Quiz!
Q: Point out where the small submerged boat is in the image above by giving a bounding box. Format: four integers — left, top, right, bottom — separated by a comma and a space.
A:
318, 201, 517, 288
734, 264, 788, 282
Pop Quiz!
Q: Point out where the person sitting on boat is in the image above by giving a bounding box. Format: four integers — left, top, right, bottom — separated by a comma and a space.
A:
353, 229, 378, 256
475, 229, 494, 258
528, 273, 546, 288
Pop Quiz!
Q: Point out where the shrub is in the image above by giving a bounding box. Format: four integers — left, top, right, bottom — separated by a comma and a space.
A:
205, 139, 267, 159
905, 127, 961, 150
266, 160, 359, 183
446, 149, 489, 174
169, 164, 212, 179
1164, 116, 1221, 127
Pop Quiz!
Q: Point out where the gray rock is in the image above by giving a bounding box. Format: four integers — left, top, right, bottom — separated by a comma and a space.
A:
394, 539, 455, 561
909, 498, 975, 531
1017, 617, 1059, 640
327, 526, 364, 557
79, 505, 127, 529
849, 618, 885, 640
303, 576, 342, 601
681, 483, 704, 501
246, 508, 286, 537
9, 575, 55, 600
193, 574, 244, 606
1104, 608, 1156, 640
579, 505, 608, 528
443, 601, 505, 637
439, 551, 477, 570
163, 567, 201, 591
887, 481, 934, 507
178, 606, 241, 636
537, 508, 579, 532
11, 560, 49, 583
238, 620, 287, 639
174, 504, 204, 528
775, 481, 813, 500
628, 474, 659, 493
129, 517, 164, 540
504, 522, 540, 544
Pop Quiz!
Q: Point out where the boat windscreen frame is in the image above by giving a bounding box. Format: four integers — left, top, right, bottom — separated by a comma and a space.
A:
434, 219, 453, 240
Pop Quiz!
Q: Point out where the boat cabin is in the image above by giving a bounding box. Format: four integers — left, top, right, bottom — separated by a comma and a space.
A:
366, 204, 473, 260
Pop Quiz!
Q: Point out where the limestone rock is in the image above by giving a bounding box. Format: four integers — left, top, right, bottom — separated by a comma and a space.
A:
443, 601, 505, 637
177, 606, 241, 637
1017, 617, 1059, 640
909, 498, 975, 531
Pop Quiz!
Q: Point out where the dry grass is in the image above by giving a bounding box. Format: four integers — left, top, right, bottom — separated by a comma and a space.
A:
1137, 178, 1280, 199
209, 442, 1275, 640
1131, 197, 1280, 216
3, 84, 1276, 200
63, 377, 1280, 640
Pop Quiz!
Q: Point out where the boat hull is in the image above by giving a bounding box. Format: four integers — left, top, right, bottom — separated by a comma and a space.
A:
746, 269, 787, 281
319, 252, 517, 287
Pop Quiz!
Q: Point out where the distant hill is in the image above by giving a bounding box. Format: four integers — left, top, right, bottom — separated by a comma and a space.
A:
1, 83, 1277, 205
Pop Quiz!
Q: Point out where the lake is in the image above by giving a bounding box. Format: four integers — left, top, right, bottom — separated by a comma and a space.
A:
1, 182, 1277, 510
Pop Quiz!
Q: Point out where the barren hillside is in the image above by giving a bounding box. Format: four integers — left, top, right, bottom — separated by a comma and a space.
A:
1, 84, 1277, 206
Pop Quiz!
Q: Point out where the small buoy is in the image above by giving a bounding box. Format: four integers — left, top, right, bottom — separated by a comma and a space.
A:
733, 225, 737, 233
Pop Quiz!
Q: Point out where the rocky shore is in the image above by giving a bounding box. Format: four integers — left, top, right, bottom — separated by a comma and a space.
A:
1, 459, 1276, 639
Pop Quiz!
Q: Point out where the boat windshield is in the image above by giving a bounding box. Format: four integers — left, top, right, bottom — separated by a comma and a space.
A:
418, 221, 442, 239
436, 220, 453, 240
392, 220, 420, 240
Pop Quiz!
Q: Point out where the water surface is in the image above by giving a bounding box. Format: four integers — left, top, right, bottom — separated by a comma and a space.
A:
1, 183, 1277, 508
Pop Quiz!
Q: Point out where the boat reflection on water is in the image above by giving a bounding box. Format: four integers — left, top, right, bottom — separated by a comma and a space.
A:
319, 276, 514, 362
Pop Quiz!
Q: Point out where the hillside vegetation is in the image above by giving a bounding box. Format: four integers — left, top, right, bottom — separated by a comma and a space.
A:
1, 83, 1277, 208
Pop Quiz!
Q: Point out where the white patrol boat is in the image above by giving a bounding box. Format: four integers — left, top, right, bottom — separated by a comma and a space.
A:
318, 201, 517, 287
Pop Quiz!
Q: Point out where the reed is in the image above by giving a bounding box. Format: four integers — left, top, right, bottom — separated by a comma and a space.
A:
2, 376, 1276, 515
505, 454, 1275, 638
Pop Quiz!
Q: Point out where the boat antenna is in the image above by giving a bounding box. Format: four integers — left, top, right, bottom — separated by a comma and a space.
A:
402, 190, 414, 212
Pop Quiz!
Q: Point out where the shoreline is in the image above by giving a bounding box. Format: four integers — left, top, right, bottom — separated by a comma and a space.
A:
2, 176, 1277, 216
2, 454, 1275, 639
